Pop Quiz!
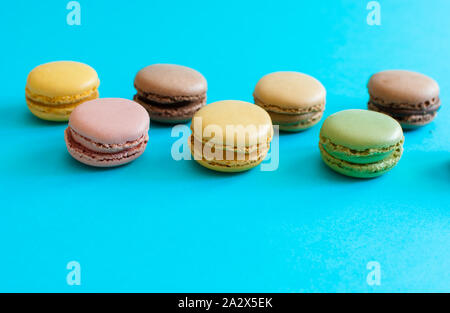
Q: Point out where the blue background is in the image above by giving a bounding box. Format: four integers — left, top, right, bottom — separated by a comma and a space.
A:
0, 0, 449, 292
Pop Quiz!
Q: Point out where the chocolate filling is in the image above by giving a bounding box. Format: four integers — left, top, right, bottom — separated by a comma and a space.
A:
135, 94, 202, 109
368, 97, 441, 117
65, 127, 147, 161
133, 94, 206, 120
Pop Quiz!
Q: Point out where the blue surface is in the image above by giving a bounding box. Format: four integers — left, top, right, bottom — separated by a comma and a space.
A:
0, 0, 449, 292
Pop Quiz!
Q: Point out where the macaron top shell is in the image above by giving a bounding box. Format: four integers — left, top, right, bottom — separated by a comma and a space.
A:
192, 100, 273, 147
134, 64, 207, 97
26, 61, 99, 97
368, 70, 439, 104
253, 71, 326, 109
320, 109, 403, 150
69, 98, 149, 144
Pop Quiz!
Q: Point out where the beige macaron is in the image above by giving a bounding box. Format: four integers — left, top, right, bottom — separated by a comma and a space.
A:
253, 71, 326, 131
189, 100, 273, 172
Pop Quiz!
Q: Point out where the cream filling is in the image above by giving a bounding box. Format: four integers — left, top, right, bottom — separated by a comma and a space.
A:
26, 87, 99, 105
319, 143, 403, 173
69, 127, 149, 153
189, 135, 270, 165
319, 136, 404, 156
254, 95, 325, 115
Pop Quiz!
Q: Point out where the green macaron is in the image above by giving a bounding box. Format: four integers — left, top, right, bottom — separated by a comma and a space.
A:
319, 109, 404, 178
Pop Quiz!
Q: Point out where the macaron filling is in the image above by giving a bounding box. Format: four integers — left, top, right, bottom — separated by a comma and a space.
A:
26, 89, 99, 117
368, 96, 440, 125
133, 91, 206, 121
26, 86, 99, 106
68, 127, 148, 154
253, 96, 325, 131
254, 96, 324, 114
319, 143, 403, 178
65, 127, 148, 164
189, 135, 270, 169
190, 134, 270, 159
320, 136, 403, 164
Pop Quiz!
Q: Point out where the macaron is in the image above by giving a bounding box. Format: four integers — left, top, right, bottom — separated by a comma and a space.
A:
189, 100, 273, 172
26, 61, 99, 121
253, 71, 326, 131
367, 70, 441, 129
65, 98, 149, 167
319, 109, 404, 178
133, 64, 207, 123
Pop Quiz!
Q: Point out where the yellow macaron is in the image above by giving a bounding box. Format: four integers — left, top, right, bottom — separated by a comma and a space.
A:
189, 100, 274, 172
25, 61, 100, 121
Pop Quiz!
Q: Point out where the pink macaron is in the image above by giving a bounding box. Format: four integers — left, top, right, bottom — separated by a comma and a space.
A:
65, 98, 150, 167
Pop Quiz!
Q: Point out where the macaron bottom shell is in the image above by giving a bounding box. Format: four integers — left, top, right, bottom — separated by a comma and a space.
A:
319, 143, 403, 178
188, 135, 269, 172
192, 156, 265, 173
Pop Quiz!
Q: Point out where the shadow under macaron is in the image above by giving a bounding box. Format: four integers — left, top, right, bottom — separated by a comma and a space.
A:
63, 152, 129, 173
0, 102, 67, 131
4, 141, 79, 178
425, 159, 450, 184
276, 147, 383, 185
186, 156, 254, 178
306, 150, 371, 183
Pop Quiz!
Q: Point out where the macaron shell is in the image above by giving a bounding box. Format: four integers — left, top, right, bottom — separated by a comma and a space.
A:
253, 72, 326, 110
26, 61, 100, 97
400, 119, 433, 129
191, 100, 273, 147
134, 64, 207, 97
69, 98, 149, 144
320, 109, 403, 150
368, 70, 439, 104
192, 157, 265, 172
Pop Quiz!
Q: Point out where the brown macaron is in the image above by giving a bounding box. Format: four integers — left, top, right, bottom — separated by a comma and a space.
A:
367, 70, 441, 129
133, 64, 207, 123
